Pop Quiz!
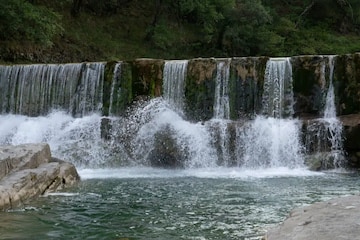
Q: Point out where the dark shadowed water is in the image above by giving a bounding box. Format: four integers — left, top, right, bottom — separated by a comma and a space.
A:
1, 168, 359, 240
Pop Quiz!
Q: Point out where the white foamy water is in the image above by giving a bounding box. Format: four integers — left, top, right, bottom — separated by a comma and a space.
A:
242, 116, 304, 168
129, 98, 218, 168
0, 111, 114, 167
78, 167, 322, 180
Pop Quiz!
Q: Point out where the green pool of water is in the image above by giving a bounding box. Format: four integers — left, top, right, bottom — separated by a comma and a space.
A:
1, 168, 359, 240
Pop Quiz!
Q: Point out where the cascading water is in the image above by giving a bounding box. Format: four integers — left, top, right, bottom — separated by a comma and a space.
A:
162, 60, 188, 115
0, 57, 345, 170
213, 60, 230, 120
240, 58, 304, 169
109, 62, 122, 116
0, 62, 110, 167
0, 63, 104, 117
305, 56, 345, 169
323, 56, 345, 168
207, 59, 233, 166
262, 58, 294, 118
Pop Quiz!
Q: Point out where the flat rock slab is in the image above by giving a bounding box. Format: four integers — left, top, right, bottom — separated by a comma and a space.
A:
265, 195, 360, 240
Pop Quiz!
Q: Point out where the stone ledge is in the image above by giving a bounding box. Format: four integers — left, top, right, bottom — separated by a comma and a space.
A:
265, 195, 360, 240
0, 143, 80, 211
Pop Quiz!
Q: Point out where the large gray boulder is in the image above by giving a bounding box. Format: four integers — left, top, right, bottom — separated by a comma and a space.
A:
265, 195, 360, 240
0, 143, 80, 211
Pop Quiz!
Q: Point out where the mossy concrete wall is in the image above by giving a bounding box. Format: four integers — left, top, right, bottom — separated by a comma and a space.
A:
185, 58, 217, 121
229, 57, 268, 119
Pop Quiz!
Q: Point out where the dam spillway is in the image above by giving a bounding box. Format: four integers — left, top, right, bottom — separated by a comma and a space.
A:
0, 55, 358, 169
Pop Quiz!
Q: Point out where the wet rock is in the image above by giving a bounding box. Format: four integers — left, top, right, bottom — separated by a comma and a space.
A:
292, 55, 328, 118
0, 144, 80, 211
265, 195, 360, 240
336, 53, 360, 115
340, 114, 360, 168
148, 125, 185, 168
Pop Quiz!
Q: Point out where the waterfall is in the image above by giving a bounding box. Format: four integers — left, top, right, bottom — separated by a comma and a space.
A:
208, 59, 232, 166
262, 58, 294, 118
0, 63, 105, 117
240, 58, 304, 169
0, 57, 347, 170
305, 56, 345, 169
324, 56, 337, 119
162, 60, 188, 114
109, 62, 122, 116
324, 57, 345, 168
213, 60, 230, 119
241, 117, 304, 168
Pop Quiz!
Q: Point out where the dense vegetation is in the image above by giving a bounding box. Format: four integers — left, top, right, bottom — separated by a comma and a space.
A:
1, 0, 360, 63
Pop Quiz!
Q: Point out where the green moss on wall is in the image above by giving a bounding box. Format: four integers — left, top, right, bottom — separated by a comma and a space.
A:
336, 53, 360, 115
229, 57, 263, 120
291, 55, 325, 117
185, 58, 217, 121
131, 58, 164, 99
103, 61, 117, 116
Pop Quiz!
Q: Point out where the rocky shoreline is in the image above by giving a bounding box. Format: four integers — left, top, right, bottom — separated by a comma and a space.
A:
0, 143, 79, 211
265, 194, 360, 240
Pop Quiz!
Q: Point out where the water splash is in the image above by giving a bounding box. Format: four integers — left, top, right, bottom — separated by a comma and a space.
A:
122, 98, 217, 168
0, 111, 118, 167
241, 117, 304, 169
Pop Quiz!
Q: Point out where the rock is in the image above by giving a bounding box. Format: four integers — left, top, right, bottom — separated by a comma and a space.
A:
0, 143, 51, 180
340, 114, 360, 168
265, 195, 360, 240
148, 125, 186, 168
0, 144, 80, 211
132, 58, 164, 97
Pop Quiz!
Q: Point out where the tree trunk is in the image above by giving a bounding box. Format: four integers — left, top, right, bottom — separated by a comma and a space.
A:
145, 0, 163, 41
71, 0, 83, 17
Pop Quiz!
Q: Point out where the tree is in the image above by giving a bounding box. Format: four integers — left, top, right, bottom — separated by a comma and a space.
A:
0, 0, 63, 46
71, 0, 82, 17
178, 0, 235, 43
217, 0, 282, 56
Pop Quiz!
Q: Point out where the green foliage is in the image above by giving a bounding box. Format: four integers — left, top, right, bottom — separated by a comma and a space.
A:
2, 0, 360, 63
178, 0, 235, 42
218, 0, 283, 56
0, 0, 63, 46
150, 21, 177, 51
